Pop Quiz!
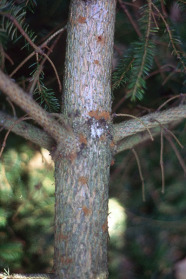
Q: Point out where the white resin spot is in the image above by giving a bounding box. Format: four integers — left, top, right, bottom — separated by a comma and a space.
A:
91, 122, 104, 139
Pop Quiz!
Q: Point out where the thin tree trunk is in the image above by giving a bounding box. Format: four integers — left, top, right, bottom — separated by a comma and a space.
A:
54, 1, 116, 278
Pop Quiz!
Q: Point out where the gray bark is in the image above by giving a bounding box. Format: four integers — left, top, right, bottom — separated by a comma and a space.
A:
54, 1, 116, 278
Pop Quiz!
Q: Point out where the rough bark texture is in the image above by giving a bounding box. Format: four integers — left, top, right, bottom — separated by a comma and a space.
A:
0, 70, 65, 143
54, 1, 116, 278
113, 105, 186, 142
0, 111, 54, 150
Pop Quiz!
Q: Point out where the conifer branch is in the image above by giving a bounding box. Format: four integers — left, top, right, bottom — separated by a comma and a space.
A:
0, 114, 32, 157
152, 2, 186, 72
114, 112, 154, 141
0, 273, 56, 279
129, 0, 154, 100
9, 26, 66, 78
113, 105, 186, 143
0, 12, 43, 54
0, 111, 54, 150
0, 70, 68, 142
116, 127, 160, 154
116, 119, 182, 154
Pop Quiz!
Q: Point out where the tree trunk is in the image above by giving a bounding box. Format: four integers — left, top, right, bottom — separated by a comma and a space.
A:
54, 1, 116, 278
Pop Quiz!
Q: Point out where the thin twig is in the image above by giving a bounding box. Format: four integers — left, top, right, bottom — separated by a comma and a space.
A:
2, 13, 43, 54
0, 110, 55, 150
146, 118, 165, 193
154, 119, 184, 149
161, 0, 168, 17
164, 127, 184, 149
113, 105, 186, 143
9, 27, 66, 78
8, 24, 66, 90
113, 94, 127, 112
122, 1, 139, 8
0, 44, 5, 70
151, 9, 159, 29
152, 3, 186, 72
40, 26, 67, 48
166, 134, 186, 175
157, 94, 183, 111
132, 148, 146, 201
0, 115, 31, 158
160, 128, 165, 193
154, 118, 184, 192
4, 52, 14, 65
145, 64, 179, 80
10, 52, 35, 77
114, 113, 154, 141
118, 0, 142, 38
42, 53, 62, 92
162, 71, 175, 86
29, 64, 43, 95
6, 97, 16, 117
28, 32, 62, 94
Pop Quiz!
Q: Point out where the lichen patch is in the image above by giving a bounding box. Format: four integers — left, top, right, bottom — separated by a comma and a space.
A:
82, 206, 92, 216
77, 16, 86, 24
88, 110, 110, 121
79, 134, 87, 145
79, 176, 88, 185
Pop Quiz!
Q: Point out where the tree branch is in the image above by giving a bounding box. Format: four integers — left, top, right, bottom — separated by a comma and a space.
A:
0, 273, 56, 279
116, 127, 161, 153
0, 111, 54, 150
116, 120, 182, 154
113, 105, 186, 143
0, 70, 69, 143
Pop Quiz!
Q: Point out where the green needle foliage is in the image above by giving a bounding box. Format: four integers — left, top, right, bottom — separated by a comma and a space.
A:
112, 0, 186, 101
0, 0, 61, 112
30, 63, 60, 112
128, 2, 157, 101
0, 0, 37, 46
0, 143, 54, 271
112, 48, 134, 92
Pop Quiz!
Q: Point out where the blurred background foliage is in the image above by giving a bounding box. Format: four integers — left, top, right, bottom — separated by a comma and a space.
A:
0, 0, 186, 278
0, 136, 54, 273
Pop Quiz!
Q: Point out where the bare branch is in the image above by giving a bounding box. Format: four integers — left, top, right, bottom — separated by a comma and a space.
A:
116, 121, 182, 154
0, 111, 54, 150
113, 105, 186, 143
0, 115, 32, 158
116, 127, 160, 154
0, 273, 56, 279
0, 13, 43, 54
114, 113, 154, 141
0, 70, 69, 142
